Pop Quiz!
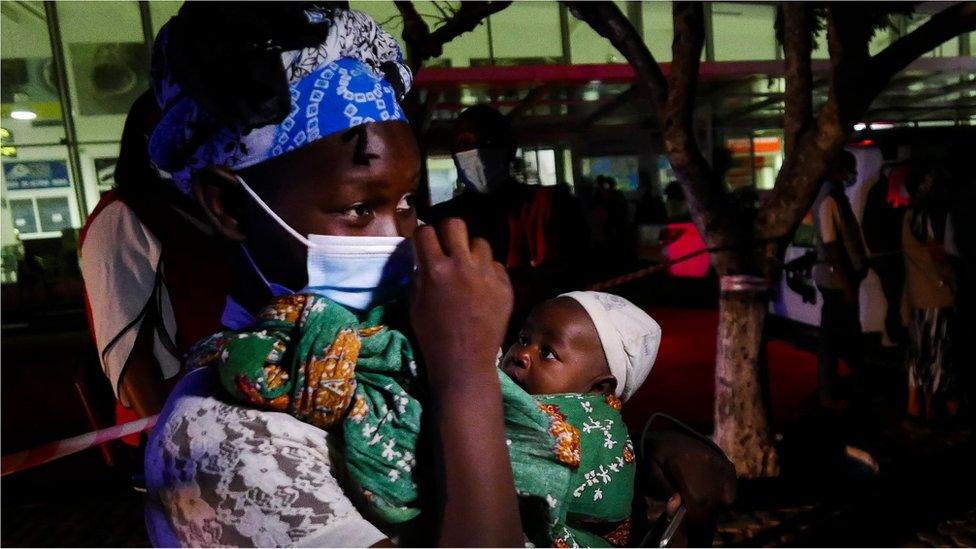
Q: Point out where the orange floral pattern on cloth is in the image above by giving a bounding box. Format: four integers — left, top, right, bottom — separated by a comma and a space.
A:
257, 293, 308, 323
552, 536, 572, 548
623, 440, 636, 464
604, 394, 622, 411
602, 516, 632, 547
301, 328, 360, 429
538, 403, 582, 468
189, 294, 388, 430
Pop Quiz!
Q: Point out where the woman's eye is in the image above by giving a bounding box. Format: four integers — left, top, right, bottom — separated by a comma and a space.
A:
344, 204, 374, 219
396, 194, 416, 214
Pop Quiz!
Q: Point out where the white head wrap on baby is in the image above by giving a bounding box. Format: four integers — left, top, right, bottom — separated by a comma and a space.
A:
559, 291, 661, 402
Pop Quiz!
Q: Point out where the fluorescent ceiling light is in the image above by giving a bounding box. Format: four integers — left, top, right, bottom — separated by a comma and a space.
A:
10, 110, 37, 121
869, 122, 894, 130
853, 123, 866, 131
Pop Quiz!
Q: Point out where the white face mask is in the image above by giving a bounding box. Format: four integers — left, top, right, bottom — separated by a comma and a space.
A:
236, 175, 415, 312
453, 148, 510, 193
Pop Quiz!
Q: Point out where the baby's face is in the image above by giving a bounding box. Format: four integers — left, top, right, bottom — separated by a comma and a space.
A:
501, 298, 614, 395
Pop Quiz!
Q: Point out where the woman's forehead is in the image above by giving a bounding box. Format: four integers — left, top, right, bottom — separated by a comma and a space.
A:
244, 121, 419, 184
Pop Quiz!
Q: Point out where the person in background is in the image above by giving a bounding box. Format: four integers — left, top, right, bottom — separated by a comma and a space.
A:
902, 162, 958, 424
427, 104, 588, 336
635, 170, 667, 226
585, 175, 630, 281
862, 163, 908, 346
812, 150, 869, 409
79, 91, 231, 428
664, 180, 690, 221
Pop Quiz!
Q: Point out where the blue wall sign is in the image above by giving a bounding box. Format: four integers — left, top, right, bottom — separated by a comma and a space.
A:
3, 160, 71, 190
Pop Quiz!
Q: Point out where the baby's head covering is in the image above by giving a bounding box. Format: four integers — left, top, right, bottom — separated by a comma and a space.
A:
560, 291, 661, 402
148, 7, 412, 193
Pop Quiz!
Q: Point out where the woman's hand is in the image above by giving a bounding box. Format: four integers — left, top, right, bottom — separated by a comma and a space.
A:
409, 218, 522, 547
640, 430, 737, 546
410, 218, 513, 393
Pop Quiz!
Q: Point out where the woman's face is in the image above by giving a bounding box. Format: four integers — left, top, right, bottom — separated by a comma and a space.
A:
230, 120, 421, 290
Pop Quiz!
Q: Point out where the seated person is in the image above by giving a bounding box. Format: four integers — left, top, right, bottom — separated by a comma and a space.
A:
194, 289, 660, 547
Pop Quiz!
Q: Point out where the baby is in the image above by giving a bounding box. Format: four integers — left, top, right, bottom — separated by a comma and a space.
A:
197, 290, 660, 547
500, 291, 662, 546
501, 291, 660, 401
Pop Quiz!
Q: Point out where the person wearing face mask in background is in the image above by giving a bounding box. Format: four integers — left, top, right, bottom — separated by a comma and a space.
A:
813, 150, 870, 411
427, 104, 589, 340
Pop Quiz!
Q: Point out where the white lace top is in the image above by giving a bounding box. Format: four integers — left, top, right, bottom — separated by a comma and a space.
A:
144, 368, 386, 547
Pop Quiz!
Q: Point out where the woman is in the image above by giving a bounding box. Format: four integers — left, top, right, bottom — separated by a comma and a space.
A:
80, 91, 230, 439
143, 5, 732, 546
902, 163, 958, 423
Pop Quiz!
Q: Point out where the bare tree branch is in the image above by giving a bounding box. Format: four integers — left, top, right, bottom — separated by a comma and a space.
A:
662, 3, 734, 251
428, 2, 511, 54
394, 1, 432, 72
755, 9, 851, 243
859, 2, 976, 112
781, 3, 813, 156
395, 1, 511, 73
758, 2, 975, 241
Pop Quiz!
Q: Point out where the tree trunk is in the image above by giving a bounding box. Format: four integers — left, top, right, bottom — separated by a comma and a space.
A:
713, 284, 779, 478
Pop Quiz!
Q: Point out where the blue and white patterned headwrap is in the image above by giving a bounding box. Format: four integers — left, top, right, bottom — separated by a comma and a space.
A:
149, 9, 413, 193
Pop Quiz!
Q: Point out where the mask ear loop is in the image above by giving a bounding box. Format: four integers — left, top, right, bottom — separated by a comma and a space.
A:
234, 174, 314, 248
239, 242, 278, 293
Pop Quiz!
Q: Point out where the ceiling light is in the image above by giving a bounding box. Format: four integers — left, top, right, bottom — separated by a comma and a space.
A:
853, 123, 866, 131
10, 110, 37, 121
869, 122, 894, 130
582, 89, 600, 102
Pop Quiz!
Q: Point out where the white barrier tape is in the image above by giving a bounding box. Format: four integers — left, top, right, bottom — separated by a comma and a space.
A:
1, 415, 158, 477
720, 274, 770, 293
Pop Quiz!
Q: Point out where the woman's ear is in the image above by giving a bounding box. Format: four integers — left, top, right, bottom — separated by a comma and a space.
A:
590, 375, 617, 396
191, 166, 247, 242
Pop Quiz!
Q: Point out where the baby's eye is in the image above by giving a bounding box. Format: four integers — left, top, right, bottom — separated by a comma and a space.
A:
541, 346, 558, 361
396, 194, 416, 214
517, 333, 530, 346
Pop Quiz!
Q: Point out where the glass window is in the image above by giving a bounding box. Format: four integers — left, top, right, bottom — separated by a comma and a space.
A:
427, 154, 458, 206
1, 0, 65, 146
642, 2, 674, 62
57, 1, 146, 214
723, 131, 783, 191
8, 198, 38, 234
2, 152, 80, 240
36, 196, 72, 233
518, 148, 558, 186
149, 1, 181, 36
569, 3, 629, 64
58, 1, 147, 143
712, 3, 776, 61
581, 155, 639, 191
487, 3, 562, 65
351, 1, 489, 68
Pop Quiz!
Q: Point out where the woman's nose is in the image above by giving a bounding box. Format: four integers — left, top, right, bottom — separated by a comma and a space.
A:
369, 215, 400, 237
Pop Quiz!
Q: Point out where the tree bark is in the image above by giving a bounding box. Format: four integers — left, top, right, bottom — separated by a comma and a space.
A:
757, 2, 976, 242
566, 0, 975, 480
713, 289, 779, 478
395, 1, 512, 73
781, 4, 813, 157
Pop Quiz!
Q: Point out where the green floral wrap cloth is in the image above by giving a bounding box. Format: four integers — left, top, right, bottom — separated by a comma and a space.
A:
186, 294, 636, 547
